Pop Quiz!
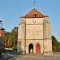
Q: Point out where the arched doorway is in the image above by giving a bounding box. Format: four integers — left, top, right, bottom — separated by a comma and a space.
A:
29, 44, 33, 53
36, 44, 41, 54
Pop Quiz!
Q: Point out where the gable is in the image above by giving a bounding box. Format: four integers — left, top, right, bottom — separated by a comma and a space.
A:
22, 8, 47, 18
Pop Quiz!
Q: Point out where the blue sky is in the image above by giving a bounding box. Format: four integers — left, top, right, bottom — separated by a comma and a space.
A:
0, 0, 60, 41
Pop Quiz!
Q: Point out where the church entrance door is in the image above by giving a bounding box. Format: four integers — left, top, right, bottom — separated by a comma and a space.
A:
29, 44, 33, 53
36, 44, 41, 53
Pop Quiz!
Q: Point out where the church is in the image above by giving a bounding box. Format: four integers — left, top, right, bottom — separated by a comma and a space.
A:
17, 8, 52, 55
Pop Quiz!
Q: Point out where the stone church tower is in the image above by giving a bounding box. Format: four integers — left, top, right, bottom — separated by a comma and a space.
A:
17, 8, 52, 55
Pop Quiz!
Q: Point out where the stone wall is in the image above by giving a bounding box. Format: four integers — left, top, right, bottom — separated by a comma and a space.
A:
17, 17, 52, 55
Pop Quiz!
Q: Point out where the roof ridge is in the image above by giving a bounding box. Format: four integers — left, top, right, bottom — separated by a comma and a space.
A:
21, 8, 47, 18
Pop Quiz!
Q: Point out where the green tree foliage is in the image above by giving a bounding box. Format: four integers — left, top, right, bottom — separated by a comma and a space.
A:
52, 36, 60, 52
4, 32, 11, 47
11, 27, 18, 50
4, 27, 18, 49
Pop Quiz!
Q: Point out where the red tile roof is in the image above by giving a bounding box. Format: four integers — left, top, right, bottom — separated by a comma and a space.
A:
21, 8, 48, 18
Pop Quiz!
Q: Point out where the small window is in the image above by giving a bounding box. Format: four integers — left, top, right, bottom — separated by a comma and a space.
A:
34, 14, 37, 17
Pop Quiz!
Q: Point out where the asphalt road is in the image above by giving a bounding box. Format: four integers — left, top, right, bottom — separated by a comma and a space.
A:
0, 49, 20, 60
0, 50, 60, 60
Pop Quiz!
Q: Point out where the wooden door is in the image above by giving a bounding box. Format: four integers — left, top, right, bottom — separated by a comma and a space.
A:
36, 44, 41, 53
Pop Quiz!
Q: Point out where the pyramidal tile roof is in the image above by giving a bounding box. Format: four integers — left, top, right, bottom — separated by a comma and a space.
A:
22, 8, 47, 18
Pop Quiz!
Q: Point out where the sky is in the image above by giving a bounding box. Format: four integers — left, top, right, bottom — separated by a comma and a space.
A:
0, 0, 60, 41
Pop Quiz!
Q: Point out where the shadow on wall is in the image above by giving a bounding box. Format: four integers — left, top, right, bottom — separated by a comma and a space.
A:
17, 47, 23, 55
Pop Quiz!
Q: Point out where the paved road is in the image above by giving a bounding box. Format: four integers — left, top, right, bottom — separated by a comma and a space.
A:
1, 50, 60, 60
11, 54, 60, 60
0, 49, 19, 60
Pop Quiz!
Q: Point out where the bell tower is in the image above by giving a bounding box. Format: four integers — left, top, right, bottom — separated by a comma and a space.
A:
17, 0, 52, 55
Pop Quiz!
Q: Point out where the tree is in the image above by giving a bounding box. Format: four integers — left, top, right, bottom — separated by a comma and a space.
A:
52, 36, 60, 52
4, 27, 18, 48
4, 32, 11, 47
11, 27, 18, 50
52, 36, 57, 51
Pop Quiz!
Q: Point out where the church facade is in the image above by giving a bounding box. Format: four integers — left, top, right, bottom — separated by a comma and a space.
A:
17, 8, 52, 55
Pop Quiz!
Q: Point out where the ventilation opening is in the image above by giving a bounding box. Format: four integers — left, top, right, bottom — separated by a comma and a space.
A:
34, 14, 37, 17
